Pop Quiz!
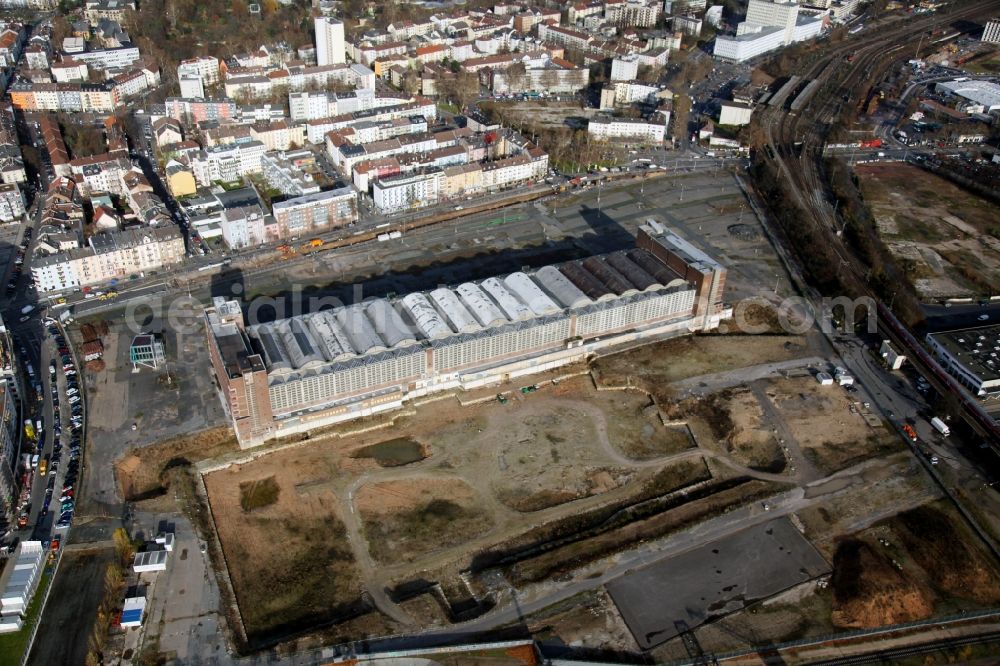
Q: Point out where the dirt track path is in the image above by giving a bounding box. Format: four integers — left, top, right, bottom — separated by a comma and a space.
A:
335, 394, 802, 625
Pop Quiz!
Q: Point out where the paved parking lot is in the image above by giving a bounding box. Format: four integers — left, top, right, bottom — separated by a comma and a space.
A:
130, 512, 224, 664
607, 518, 830, 650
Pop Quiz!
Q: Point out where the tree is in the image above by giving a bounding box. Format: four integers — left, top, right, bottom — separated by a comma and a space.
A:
113, 527, 135, 566
438, 70, 480, 109
539, 68, 560, 93
506, 62, 528, 93
671, 93, 692, 142
400, 69, 421, 95
636, 65, 661, 84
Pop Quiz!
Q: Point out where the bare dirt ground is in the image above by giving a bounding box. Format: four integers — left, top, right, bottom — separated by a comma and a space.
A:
525, 588, 640, 653
116, 426, 237, 499
669, 387, 786, 473
193, 335, 903, 646
592, 334, 814, 401
764, 376, 900, 474
202, 370, 711, 640
204, 456, 363, 639
855, 163, 1000, 299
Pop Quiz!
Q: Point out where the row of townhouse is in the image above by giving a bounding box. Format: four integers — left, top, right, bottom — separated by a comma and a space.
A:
327, 121, 485, 174
32, 226, 185, 293
8, 64, 159, 112
323, 115, 429, 152
351, 141, 469, 191
223, 63, 375, 101
371, 148, 547, 213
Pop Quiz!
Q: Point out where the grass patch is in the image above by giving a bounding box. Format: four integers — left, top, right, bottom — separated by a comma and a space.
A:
239, 476, 280, 512
363, 498, 492, 564
0, 570, 53, 666
350, 437, 425, 467
226, 515, 364, 640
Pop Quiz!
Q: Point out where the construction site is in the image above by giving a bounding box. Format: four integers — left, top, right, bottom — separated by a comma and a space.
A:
856, 162, 1000, 300
179, 311, 998, 656
100, 161, 1000, 659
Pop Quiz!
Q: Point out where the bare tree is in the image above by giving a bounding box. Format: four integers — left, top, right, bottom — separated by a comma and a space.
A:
506, 62, 528, 93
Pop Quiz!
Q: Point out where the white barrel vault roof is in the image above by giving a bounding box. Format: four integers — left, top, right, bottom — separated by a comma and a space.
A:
401, 292, 453, 339
307, 310, 356, 361
429, 288, 480, 333
335, 305, 387, 354
481, 276, 533, 320
534, 265, 591, 309
503, 272, 560, 316
455, 282, 507, 328
364, 299, 417, 348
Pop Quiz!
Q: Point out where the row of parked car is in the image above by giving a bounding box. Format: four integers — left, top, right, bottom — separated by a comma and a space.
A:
46, 320, 82, 531
7, 227, 31, 296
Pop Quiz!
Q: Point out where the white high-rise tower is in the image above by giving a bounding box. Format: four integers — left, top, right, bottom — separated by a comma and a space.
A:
315, 16, 345, 66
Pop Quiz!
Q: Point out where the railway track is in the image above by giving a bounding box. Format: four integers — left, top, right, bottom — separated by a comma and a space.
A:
806, 629, 1000, 665
753, 0, 1000, 444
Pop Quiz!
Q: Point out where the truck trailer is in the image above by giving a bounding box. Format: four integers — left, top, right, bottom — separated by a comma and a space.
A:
930, 416, 950, 437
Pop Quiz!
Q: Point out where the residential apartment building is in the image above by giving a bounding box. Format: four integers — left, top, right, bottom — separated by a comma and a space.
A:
305, 97, 437, 144
315, 16, 346, 66
71, 45, 140, 71
224, 62, 375, 100
190, 140, 266, 186
605, 0, 662, 28
32, 226, 185, 292
0, 183, 24, 222
270, 186, 357, 237
221, 204, 268, 248
490, 59, 591, 94
611, 55, 640, 82
0, 374, 19, 535
260, 150, 321, 197
177, 55, 219, 98
588, 115, 665, 143
69, 153, 130, 196
538, 24, 592, 52
164, 97, 237, 124
373, 170, 441, 213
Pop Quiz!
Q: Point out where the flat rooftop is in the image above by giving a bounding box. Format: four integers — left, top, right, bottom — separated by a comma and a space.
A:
928, 324, 1000, 383
936, 79, 1000, 111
